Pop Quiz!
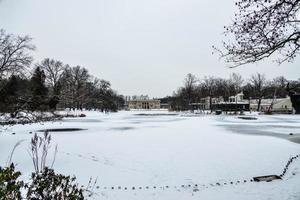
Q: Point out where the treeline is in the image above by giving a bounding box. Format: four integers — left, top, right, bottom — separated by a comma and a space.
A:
170, 73, 300, 111
0, 29, 124, 114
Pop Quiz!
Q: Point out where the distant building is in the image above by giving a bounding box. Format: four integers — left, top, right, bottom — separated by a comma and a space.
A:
190, 97, 210, 110
250, 97, 293, 113
190, 92, 249, 111
127, 95, 160, 110
229, 92, 244, 103
272, 98, 293, 113
212, 92, 249, 111
189, 92, 293, 113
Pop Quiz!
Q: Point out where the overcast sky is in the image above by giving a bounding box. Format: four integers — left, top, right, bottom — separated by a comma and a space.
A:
0, 0, 299, 97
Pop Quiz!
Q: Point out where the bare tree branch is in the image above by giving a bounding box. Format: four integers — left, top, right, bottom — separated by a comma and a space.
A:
0, 29, 35, 78
214, 0, 300, 67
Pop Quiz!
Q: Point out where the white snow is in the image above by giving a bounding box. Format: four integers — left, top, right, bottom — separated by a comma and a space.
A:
0, 110, 299, 200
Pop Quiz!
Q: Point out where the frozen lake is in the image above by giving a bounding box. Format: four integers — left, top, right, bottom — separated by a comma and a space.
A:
0, 111, 300, 200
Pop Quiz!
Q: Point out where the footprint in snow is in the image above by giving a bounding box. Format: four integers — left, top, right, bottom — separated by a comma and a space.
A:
103, 158, 114, 166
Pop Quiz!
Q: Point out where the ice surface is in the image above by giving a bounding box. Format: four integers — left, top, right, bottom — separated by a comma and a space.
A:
0, 110, 299, 200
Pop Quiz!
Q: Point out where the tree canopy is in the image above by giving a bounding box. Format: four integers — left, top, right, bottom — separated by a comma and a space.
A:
215, 0, 300, 67
0, 29, 35, 77
0, 29, 124, 114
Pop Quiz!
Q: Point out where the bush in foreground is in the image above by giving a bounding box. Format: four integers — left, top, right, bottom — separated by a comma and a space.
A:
0, 165, 84, 200
26, 167, 84, 200
0, 164, 23, 200
0, 132, 90, 200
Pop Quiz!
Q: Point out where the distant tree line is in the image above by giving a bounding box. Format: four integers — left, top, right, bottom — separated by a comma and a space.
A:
0, 29, 124, 114
170, 73, 300, 111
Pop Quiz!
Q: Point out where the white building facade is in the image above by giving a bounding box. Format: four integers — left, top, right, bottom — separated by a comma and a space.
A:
127, 95, 160, 110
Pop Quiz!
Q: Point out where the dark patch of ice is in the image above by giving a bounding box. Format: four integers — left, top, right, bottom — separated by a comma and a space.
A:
134, 113, 178, 116
288, 134, 300, 144
110, 127, 135, 131
238, 116, 257, 120
38, 128, 86, 132
218, 123, 300, 144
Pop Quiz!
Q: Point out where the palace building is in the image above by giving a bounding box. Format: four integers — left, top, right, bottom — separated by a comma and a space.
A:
127, 95, 160, 110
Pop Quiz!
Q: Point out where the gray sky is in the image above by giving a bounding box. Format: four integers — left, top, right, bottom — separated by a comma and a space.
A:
0, 0, 299, 97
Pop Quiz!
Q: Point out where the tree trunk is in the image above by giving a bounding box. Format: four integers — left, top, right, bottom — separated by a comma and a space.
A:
257, 98, 262, 112
209, 96, 212, 113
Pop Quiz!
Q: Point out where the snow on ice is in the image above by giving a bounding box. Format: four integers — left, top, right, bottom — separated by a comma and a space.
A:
0, 110, 300, 200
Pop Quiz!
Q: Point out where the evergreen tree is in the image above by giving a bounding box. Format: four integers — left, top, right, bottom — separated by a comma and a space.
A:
29, 67, 48, 111
0, 75, 29, 113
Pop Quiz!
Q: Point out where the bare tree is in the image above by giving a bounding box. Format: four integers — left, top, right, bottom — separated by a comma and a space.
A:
98, 79, 111, 92
37, 58, 64, 92
271, 76, 288, 97
36, 58, 65, 110
60, 65, 90, 109
249, 73, 267, 111
214, 78, 230, 100
227, 73, 244, 113
229, 73, 243, 94
202, 76, 217, 112
0, 29, 35, 77
215, 0, 300, 67
183, 73, 198, 107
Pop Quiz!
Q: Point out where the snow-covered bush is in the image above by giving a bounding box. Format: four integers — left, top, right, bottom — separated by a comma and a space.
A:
0, 164, 85, 200
26, 167, 84, 200
0, 163, 23, 200
0, 132, 94, 199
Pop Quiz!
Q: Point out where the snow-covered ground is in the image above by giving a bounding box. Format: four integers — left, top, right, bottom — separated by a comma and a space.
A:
0, 110, 300, 200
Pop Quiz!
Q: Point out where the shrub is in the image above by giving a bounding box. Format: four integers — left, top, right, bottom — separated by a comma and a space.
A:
26, 167, 84, 200
1, 133, 92, 199
0, 163, 23, 200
